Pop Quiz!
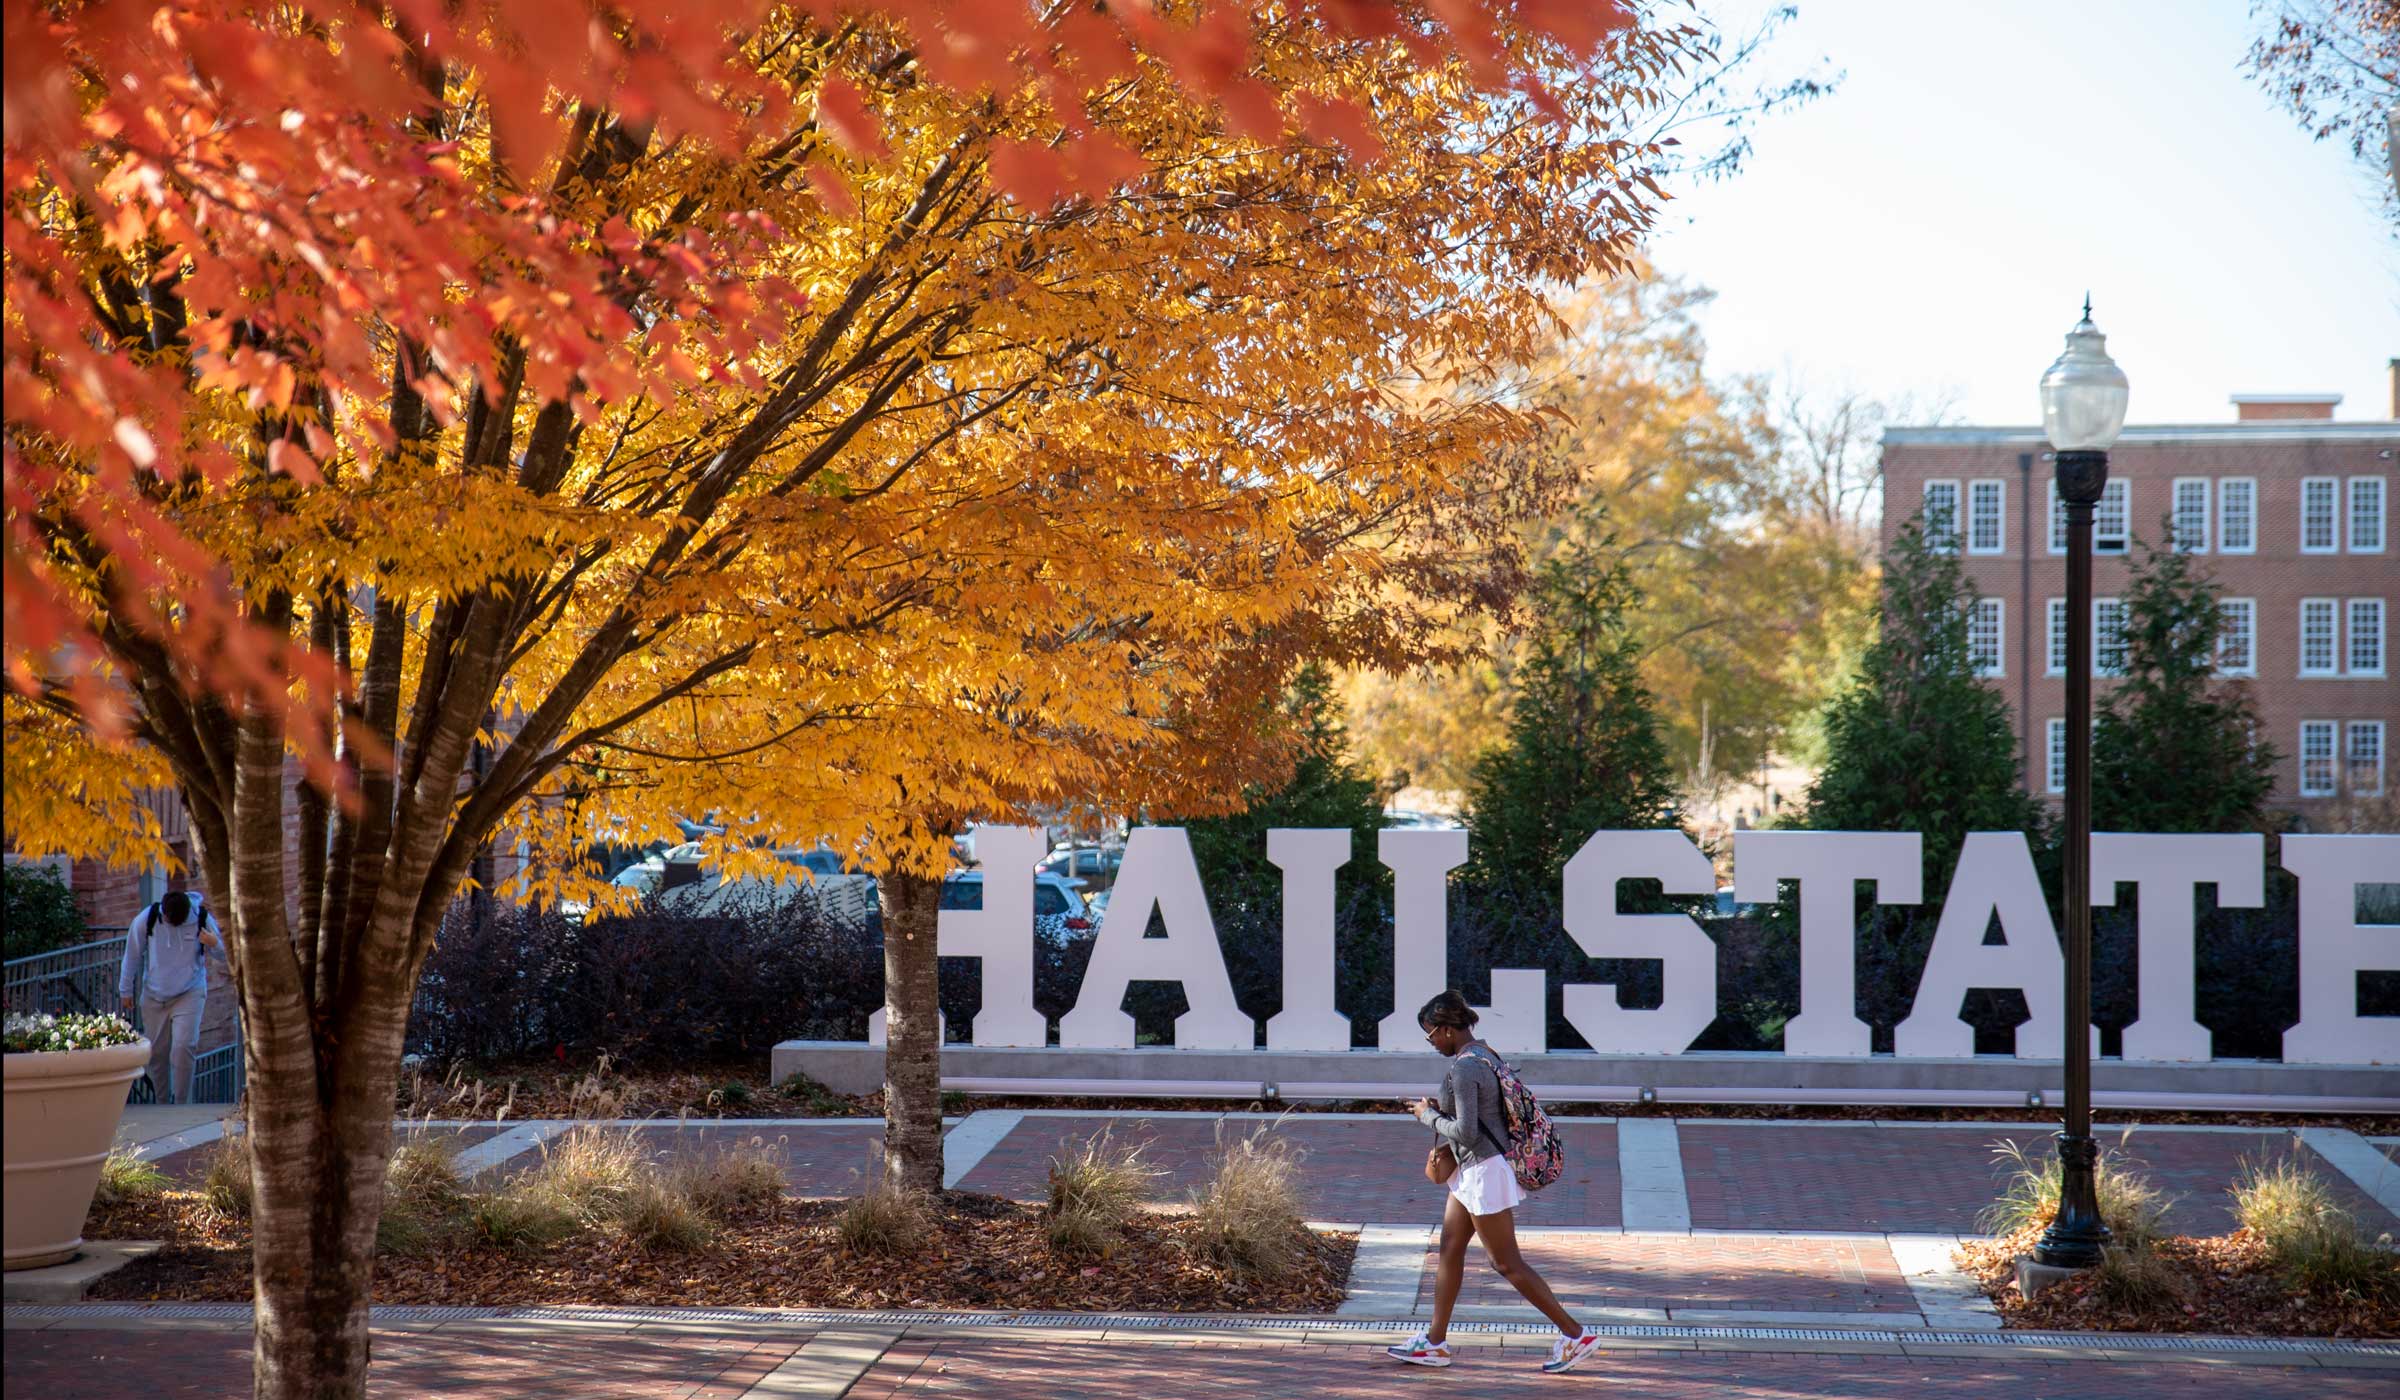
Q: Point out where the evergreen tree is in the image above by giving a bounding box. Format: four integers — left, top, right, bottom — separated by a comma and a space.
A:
1464, 532, 1681, 895
2092, 535, 2278, 832
1802, 517, 2047, 889
1185, 663, 1387, 897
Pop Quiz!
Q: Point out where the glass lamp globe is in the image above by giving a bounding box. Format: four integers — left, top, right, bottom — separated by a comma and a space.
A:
2038, 301, 2129, 452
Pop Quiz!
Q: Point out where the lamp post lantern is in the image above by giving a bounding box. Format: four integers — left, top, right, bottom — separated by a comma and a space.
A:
2032, 297, 2127, 1271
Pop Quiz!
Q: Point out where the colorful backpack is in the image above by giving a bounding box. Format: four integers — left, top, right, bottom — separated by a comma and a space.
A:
1465, 1045, 1566, 1193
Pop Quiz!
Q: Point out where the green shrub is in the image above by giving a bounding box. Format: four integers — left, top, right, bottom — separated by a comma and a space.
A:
3, 863, 89, 961
778, 1072, 849, 1116
1188, 1125, 1307, 1278
2232, 1158, 2400, 1300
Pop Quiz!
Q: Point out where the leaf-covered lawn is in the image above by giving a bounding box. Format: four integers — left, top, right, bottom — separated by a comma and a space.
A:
86, 1190, 1355, 1315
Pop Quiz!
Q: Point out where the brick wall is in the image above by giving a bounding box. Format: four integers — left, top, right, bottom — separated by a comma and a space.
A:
1882, 420, 2399, 816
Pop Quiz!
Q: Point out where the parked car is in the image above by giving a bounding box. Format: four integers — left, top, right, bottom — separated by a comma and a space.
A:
583, 842, 878, 922
1037, 844, 1123, 885
1384, 808, 1463, 830
940, 870, 1095, 945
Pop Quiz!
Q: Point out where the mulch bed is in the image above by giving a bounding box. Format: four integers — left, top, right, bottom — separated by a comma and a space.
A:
395, 1056, 2399, 1136
85, 1190, 1355, 1315
1957, 1226, 2400, 1337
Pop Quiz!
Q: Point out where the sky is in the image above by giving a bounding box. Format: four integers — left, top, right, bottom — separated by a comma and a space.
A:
1643, 0, 2399, 428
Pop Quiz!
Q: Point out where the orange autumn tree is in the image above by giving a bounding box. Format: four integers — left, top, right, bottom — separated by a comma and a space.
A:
4, 2, 1698, 1395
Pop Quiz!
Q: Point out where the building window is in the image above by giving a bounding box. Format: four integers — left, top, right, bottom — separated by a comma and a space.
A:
2050, 478, 2130, 553
2094, 596, 2127, 675
2348, 721, 2387, 797
2349, 597, 2386, 676
2171, 477, 2209, 553
2301, 477, 2339, 554
2094, 479, 2130, 554
2299, 720, 2338, 798
2300, 599, 2338, 676
2217, 598, 2256, 677
1923, 479, 1961, 552
2351, 476, 2387, 553
2046, 718, 2067, 795
1967, 479, 2005, 554
2046, 597, 2067, 675
1969, 598, 2004, 677
2218, 477, 2255, 554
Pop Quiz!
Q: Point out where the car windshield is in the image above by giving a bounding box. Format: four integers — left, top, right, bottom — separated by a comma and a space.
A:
1035, 886, 1069, 916
939, 880, 982, 911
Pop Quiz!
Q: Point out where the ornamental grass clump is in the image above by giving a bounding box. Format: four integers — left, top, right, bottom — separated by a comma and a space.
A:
1979, 1133, 2172, 1249
667, 1139, 786, 1219
616, 1177, 718, 1253
835, 1151, 931, 1257
201, 1128, 253, 1220
1044, 1128, 1161, 1258
2, 1011, 142, 1054
2232, 1157, 2400, 1301
523, 1124, 647, 1224
94, 1147, 166, 1205
376, 1135, 465, 1255
1188, 1124, 1308, 1279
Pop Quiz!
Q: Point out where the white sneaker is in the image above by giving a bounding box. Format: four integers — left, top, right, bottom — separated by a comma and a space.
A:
1385, 1330, 1453, 1367
1541, 1331, 1601, 1374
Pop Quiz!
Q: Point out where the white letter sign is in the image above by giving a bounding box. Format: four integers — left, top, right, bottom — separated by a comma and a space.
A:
1375, 830, 1543, 1054
2282, 834, 2400, 1065
2095, 833, 2263, 1062
1559, 830, 1718, 1055
1060, 827, 1251, 1049
1734, 830, 1921, 1057
1896, 832, 2088, 1060
1264, 829, 1353, 1051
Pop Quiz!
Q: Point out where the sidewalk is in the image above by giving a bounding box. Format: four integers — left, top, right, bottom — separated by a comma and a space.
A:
7, 1305, 2393, 1398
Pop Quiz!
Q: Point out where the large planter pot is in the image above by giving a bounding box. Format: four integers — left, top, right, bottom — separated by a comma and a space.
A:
3, 1037, 150, 1270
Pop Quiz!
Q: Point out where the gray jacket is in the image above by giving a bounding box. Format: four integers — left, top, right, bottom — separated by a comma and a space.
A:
1414, 1041, 1514, 1170
118, 902, 220, 1001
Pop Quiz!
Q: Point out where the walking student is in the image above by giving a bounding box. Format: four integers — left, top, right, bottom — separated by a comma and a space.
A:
117, 890, 222, 1105
1387, 990, 1602, 1375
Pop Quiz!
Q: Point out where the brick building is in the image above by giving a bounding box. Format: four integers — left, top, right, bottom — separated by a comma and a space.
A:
1879, 373, 2398, 815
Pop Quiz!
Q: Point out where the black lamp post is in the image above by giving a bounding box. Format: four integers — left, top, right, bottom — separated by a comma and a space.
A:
2032, 297, 2127, 1271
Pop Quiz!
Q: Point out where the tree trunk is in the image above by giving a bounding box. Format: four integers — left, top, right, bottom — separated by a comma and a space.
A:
880, 867, 943, 1193
247, 1081, 398, 1399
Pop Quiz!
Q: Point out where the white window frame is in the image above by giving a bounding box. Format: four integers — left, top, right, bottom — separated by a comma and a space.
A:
2347, 721, 2387, 797
2299, 720, 2338, 798
2348, 597, 2386, 677
2045, 717, 2067, 795
2217, 477, 2256, 554
1969, 597, 2005, 678
2350, 476, 2387, 554
1923, 478, 1961, 553
2171, 477, 2210, 554
2094, 479, 2130, 554
2301, 477, 2340, 554
1967, 479, 2006, 555
2047, 480, 2065, 555
2299, 598, 2339, 677
2216, 597, 2256, 677
2094, 596, 2127, 676
2046, 597, 2067, 676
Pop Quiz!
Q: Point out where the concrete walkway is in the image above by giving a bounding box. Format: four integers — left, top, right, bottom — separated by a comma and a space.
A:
6, 1305, 2393, 1397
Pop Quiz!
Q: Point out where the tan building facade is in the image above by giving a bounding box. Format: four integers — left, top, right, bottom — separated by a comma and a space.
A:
1880, 397, 2397, 816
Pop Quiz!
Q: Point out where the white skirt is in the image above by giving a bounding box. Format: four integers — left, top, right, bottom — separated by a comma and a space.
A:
1448, 1152, 1526, 1217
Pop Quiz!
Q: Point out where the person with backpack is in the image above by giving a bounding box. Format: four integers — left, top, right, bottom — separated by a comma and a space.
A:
117, 890, 222, 1105
1386, 989, 1601, 1375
